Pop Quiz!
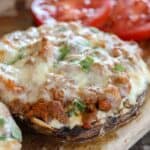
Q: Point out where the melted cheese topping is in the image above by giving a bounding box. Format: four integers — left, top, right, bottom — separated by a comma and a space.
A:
0, 22, 149, 129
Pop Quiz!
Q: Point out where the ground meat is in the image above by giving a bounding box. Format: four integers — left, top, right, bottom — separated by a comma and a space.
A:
8, 99, 31, 115
8, 99, 68, 124
111, 48, 122, 57
48, 101, 68, 123
50, 88, 64, 101
0, 76, 23, 92
38, 37, 53, 60
79, 85, 121, 113
112, 75, 131, 97
78, 88, 98, 104
82, 111, 97, 129
103, 84, 121, 109
78, 88, 99, 113
27, 100, 50, 122
98, 99, 112, 112
87, 104, 97, 112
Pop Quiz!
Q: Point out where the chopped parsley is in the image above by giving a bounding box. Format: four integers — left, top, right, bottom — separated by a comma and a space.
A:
80, 56, 94, 72
0, 118, 5, 127
67, 99, 86, 117
58, 45, 70, 60
113, 64, 125, 72
74, 99, 86, 112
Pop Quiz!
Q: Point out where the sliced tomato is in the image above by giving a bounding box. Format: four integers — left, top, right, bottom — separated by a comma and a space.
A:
31, 0, 111, 27
101, 0, 150, 41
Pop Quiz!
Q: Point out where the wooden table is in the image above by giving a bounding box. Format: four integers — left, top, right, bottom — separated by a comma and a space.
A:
0, 9, 150, 150
0, 11, 33, 36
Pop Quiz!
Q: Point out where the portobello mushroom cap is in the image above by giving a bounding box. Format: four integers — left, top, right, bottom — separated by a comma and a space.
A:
0, 22, 149, 142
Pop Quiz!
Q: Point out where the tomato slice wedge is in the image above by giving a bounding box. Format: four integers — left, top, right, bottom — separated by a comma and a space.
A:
31, 0, 111, 27
101, 0, 150, 41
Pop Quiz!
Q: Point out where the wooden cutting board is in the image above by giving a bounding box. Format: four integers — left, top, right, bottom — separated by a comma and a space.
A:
0, 10, 150, 150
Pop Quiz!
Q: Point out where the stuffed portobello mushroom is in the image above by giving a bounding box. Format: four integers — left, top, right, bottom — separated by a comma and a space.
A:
0, 22, 149, 141
0, 102, 22, 150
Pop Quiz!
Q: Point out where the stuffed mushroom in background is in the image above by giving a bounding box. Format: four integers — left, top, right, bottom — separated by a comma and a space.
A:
0, 102, 22, 150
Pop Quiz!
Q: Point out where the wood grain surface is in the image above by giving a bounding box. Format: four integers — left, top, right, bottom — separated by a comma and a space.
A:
0, 7, 150, 150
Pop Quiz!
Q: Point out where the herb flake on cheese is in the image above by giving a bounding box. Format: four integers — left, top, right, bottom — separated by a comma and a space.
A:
58, 45, 70, 60
113, 64, 125, 72
80, 56, 94, 72
68, 99, 86, 117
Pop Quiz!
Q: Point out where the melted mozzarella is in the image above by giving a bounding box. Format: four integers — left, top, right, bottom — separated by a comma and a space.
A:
128, 60, 150, 104
0, 22, 149, 129
68, 116, 82, 129
49, 119, 64, 129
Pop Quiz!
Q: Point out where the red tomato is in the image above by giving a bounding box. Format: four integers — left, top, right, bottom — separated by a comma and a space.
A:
31, 0, 111, 27
101, 0, 150, 41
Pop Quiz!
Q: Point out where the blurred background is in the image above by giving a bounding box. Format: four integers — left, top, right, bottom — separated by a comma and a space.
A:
0, 0, 33, 35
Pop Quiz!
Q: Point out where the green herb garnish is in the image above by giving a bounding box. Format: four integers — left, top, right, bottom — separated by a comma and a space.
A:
11, 122, 22, 142
0, 136, 6, 141
0, 118, 5, 127
74, 99, 86, 112
67, 99, 86, 117
80, 56, 94, 72
113, 64, 125, 72
58, 45, 70, 60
